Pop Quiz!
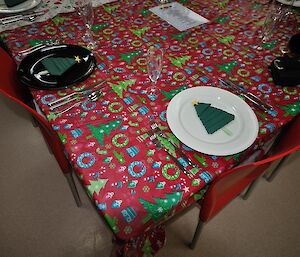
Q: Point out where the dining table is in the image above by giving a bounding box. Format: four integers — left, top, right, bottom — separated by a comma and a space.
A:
1, 0, 300, 256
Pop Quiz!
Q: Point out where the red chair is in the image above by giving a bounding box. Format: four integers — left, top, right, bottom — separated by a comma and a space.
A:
0, 47, 81, 206
263, 115, 300, 182
190, 115, 300, 249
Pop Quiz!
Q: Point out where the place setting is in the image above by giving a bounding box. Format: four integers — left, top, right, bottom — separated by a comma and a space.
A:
166, 86, 259, 156
16, 0, 101, 91
17, 44, 97, 90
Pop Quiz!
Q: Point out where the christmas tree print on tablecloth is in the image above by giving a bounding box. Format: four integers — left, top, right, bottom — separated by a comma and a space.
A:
168, 55, 191, 68
86, 119, 122, 146
103, 4, 119, 14
92, 22, 110, 32
261, 39, 278, 50
86, 178, 108, 198
137, 8, 150, 16
279, 101, 300, 117
215, 0, 230, 8
108, 79, 136, 98
171, 31, 190, 42
218, 35, 235, 45
119, 50, 142, 64
53, 16, 71, 26
161, 85, 188, 101
139, 191, 183, 223
178, 0, 188, 4
142, 237, 152, 256
193, 186, 209, 201
58, 132, 67, 144
130, 27, 150, 38
215, 16, 230, 24
104, 213, 119, 233
216, 60, 238, 75
158, 136, 176, 157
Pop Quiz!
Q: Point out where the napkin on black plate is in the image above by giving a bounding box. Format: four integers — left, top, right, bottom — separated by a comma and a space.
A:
194, 102, 235, 134
4, 0, 27, 7
41, 57, 76, 76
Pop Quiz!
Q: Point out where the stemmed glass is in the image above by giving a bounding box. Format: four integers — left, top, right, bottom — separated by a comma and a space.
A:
146, 46, 163, 96
252, 0, 283, 51
283, 0, 296, 15
279, 0, 297, 27
71, 0, 97, 50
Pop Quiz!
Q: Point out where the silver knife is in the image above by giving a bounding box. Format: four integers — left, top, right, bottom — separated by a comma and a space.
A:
149, 133, 193, 178
150, 122, 199, 169
222, 79, 273, 111
219, 79, 269, 112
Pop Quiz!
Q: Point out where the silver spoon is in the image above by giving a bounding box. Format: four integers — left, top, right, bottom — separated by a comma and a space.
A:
54, 91, 103, 116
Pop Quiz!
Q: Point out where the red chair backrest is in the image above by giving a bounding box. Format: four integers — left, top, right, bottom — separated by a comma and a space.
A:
200, 115, 300, 222
0, 47, 71, 174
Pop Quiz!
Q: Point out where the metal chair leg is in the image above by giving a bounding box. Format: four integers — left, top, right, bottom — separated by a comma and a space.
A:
189, 219, 204, 250
241, 178, 259, 200
65, 172, 82, 207
263, 156, 287, 182
31, 115, 38, 127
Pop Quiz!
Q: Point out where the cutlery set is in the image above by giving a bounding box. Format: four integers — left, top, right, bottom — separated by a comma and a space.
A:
219, 79, 274, 113
150, 122, 199, 169
148, 122, 198, 179
47, 80, 106, 116
0, 10, 45, 24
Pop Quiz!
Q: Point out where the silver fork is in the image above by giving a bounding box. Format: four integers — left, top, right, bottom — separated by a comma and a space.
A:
150, 122, 199, 169
149, 133, 193, 178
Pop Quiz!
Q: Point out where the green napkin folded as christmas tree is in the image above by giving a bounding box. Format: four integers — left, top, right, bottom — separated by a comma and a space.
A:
194, 102, 235, 134
41, 57, 76, 76
4, 0, 27, 7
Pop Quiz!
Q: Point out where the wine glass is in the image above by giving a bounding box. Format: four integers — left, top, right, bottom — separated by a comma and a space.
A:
252, 0, 283, 51
283, 0, 296, 16
71, 0, 97, 50
146, 46, 163, 96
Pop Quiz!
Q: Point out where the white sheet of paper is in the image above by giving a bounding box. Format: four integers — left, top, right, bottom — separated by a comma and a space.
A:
149, 2, 209, 31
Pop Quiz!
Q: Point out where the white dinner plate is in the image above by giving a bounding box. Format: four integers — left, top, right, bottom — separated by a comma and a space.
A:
0, 0, 41, 14
276, 0, 300, 7
166, 87, 259, 156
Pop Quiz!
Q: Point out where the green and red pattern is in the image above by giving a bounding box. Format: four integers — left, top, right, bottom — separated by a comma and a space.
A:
1, 0, 299, 256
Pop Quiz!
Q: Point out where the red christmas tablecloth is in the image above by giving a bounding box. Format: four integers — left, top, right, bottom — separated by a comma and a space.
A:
1, 0, 299, 256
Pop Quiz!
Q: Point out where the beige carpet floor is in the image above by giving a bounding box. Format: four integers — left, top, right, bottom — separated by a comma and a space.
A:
1, 94, 299, 257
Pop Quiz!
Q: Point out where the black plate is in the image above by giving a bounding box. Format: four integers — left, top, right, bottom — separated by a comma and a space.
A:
18, 44, 97, 90
288, 33, 300, 58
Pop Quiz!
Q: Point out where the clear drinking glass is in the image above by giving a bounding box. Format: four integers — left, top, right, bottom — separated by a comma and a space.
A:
279, 0, 297, 28
146, 46, 163, 95
71, 0, 97, 50
253, 0, 283, 50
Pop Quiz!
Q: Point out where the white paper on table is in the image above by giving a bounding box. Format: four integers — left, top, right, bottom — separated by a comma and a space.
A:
149, 2, 209, 31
